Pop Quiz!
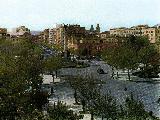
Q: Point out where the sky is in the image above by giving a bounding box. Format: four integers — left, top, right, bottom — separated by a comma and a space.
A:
0, 0, 160, 31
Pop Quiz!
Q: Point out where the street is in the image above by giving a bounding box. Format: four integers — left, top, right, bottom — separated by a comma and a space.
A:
43, 60, 160, 118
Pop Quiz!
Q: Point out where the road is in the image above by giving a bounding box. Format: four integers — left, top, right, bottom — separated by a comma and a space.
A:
58, 60, 160, 118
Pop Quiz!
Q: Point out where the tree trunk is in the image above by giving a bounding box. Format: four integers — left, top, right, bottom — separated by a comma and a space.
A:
111, 67, 114, 79
51, 86, 54, 94
55, 70, 58, 78
74, 89, 78, 104
117, 71, 119, 78
91, 111, 94, 120
81, 99, 86, 112
128, 69, 130, 81
52, 74, 54, 83
101, 115, 104, 120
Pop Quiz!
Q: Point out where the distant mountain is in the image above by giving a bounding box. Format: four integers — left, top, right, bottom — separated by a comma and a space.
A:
31, 31, 41, 35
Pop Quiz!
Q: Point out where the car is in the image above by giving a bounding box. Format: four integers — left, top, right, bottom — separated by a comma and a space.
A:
97, 68, 106, 74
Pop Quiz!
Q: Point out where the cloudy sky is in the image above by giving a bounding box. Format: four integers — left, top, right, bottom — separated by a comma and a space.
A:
0, 0, 160, 31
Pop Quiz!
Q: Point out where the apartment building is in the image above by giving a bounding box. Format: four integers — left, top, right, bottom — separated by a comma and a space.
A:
0, 28, 7, 38
100, 31, 124, 43
49, 28, 56, 44
100, 31, 110, 39
156, 27, 160, 42
43, 29, 49, 42
110, 25, 160, 43
110, 27, 127, 37
55, 24, 65, 46
142, 27, 157, 43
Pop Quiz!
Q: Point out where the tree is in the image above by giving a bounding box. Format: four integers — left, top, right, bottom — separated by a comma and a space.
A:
126, 36, 150, 51
117, 45, 138, 80
138, 45, 158, 69
69, 47, 78, 55
81, 99, 86, 112
102, 44, 138, 80
93, 94, 118, 120
123, 94, 152, 119
47, 101, 79, 120
66, 76, 103, 119
102, 36, 157, 80
0, 38, 47, 119
65, 76, 82, 104
43, 56, 63, 79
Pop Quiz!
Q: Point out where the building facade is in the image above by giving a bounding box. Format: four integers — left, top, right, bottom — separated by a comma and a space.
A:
110, 25, 160, 43
49, 28, 56, 44
10, 26, 31, 39
55, 24, 65, 46
0, 28, 7, 39
43, 29, 49, 42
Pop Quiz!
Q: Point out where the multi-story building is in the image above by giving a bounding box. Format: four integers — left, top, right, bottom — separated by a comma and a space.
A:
77, 35, 123, 56
11, 26, 31, 38
0, 28, 7, 39
36, 23, 122, 56
43, 29, 49, 42
55, 24, 65, 46
54, 24, 87, 51
142, 27, 157, 43
54, 24, 121, 55
49, 28, 56, 44
156, 27, 160, 42
110, 27, 127, 37
110, 25, 160, 43
110, 25, 149, 37
65, 24, 86, 50
100, 31, 110, 39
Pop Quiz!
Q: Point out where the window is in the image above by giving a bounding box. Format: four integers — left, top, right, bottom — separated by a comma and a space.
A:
100, 40, 103, 43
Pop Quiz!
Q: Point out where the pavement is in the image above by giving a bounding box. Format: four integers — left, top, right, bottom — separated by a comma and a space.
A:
42, 60, 160, 118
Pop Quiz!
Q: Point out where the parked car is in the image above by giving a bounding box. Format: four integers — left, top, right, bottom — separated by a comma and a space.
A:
97, 68, 107, 74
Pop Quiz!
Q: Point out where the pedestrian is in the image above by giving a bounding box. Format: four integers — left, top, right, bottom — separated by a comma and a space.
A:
157, 97, 160, 103
124, 87, 127, 91
51, 86, 54, 94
